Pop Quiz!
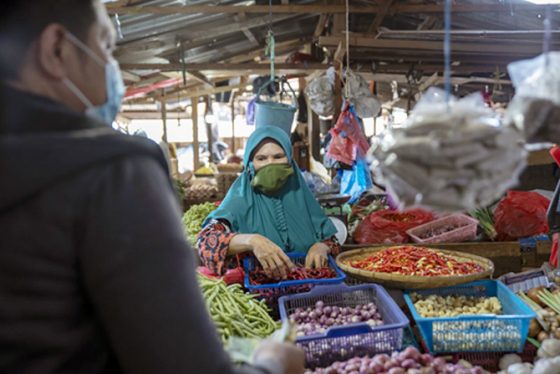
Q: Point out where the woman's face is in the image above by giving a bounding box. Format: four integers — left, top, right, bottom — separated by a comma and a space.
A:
252, 140, 288, 171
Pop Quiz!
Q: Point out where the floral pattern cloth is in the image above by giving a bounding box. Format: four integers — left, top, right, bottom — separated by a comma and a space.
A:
197, 219, 341, 275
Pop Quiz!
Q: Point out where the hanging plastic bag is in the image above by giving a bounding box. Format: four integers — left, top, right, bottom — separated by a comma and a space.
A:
344, 70, 381, 119
505, 52, 560, 144
340, 158, 372, 204
494, 190, 550, 241
327, 104, 370, 166
246, 97, 257, 125
370, 87, 527, 211
353, 208, 434, 244
305, 67, 336, 117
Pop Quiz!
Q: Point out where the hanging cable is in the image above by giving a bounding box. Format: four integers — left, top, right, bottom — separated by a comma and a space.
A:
443, 0, 452, 108
345, 0, 350, 98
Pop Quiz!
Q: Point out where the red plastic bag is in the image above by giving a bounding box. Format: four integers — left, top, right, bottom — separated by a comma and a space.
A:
327, 128, 356, 166
494, 191, 550, 241
353, 209, 434, 244
327, 104, 370, 166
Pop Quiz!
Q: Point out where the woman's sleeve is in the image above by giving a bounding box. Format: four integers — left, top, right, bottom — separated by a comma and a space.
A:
322, 236, 341, 256
197, 219, 236, 275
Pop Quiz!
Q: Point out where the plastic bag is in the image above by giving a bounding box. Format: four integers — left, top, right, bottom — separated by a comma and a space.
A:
494, 190, 550, 241
340, 158, 372, 204
506, 52, 560, 144
344, 70, 381, 119
370, 87, 527, 211
305, 67, 336, 117
246, 97, 257, 125
327, 104, 370, 166
302, 171, 338, 195
353, 208, 434, 244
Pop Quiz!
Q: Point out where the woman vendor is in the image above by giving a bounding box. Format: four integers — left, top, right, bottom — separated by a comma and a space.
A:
198, 126, 340, 279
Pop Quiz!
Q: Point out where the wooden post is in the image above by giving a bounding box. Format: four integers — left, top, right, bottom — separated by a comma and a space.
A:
192, 97, 200, 170
204, 96, 214, 164
230, 92, 237, 154
161, 95, 168, 143
307, 96, 321, 161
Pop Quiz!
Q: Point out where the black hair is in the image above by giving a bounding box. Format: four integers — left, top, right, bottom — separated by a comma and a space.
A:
0, 0, 98, 80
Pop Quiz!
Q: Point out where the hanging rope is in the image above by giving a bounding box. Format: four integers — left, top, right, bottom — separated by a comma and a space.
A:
543, 4, 552, 68
443, 0, 452, 108
345, 0, 350, 98
266, 0, 275, 86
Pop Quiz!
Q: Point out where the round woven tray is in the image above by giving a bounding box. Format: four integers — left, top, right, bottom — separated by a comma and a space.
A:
336, 246, 494, 289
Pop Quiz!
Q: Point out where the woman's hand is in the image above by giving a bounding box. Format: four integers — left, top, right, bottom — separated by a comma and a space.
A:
305, 243, 330, 269
251, 235, 295, 279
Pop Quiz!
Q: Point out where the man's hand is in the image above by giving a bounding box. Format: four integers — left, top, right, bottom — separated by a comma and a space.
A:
253, 341, 305, 374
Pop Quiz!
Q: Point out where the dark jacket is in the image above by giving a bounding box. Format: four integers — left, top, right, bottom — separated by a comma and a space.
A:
0, 85, 269, 374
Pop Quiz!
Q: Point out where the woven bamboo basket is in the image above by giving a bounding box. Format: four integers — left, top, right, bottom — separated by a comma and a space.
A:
336, 247, 494, 289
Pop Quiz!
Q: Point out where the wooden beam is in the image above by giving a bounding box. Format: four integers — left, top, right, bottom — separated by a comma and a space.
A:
187, 71, 214, 89
235, 12, 260, 46
380, 29, 560, 37
162, 82, 248, 101
367, 0, 395, 35
107, 3, 554, 15
192, 97, 200, 171
121, 70, 141, 83
120, 62, 327, 73
313, 14, 328, 40
319, 35, 548, 55
225, 37, 309, 64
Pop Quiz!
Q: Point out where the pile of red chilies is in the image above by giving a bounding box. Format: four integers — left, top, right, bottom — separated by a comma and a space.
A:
249, 267, 337, 285
348, 246, 484, 277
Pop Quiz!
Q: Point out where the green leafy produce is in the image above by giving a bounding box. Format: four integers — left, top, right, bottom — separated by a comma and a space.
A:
198, 274, 279, 343
182, 202, 218, 244
470, 208, 497, 241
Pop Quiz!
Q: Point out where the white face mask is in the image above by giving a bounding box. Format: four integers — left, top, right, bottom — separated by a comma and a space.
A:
63, 32, 125, 125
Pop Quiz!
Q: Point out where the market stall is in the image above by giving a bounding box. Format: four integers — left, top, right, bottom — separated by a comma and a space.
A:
107, 0, 560, 372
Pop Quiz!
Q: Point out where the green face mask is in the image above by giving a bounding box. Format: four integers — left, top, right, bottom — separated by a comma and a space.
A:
251, 163, 294, 195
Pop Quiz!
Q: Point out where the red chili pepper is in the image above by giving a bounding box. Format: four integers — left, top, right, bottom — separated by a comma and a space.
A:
348, 245, 483, 277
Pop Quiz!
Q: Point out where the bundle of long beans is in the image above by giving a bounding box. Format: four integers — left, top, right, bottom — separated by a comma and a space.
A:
198, 274, 279, 343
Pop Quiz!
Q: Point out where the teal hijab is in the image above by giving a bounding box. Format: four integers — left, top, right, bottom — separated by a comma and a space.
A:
205, 126, 337, 253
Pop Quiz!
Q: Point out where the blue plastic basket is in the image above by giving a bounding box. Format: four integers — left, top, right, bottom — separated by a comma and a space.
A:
243, 254, 346, 316
404, 280, 536, 354
278, 284, 409, 369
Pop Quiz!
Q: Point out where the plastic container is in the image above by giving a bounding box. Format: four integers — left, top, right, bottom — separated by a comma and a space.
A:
407, 213, 478, 244
279, 284, 409, 369
404, 280, 536, 354
244, 254, 346, 316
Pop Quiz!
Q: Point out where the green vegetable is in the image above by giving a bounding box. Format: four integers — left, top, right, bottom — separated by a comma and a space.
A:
537, 289, 560, 315
470, 208, 497, 241
197, 274, 279, 343
182, 202, 218, 244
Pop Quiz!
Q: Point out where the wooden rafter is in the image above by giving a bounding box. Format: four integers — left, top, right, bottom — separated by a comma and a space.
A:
106, 3, 554, 15
187, 71, 215, 89
319, 35, 551, 55
367, 0, 394, 35
121, 62, 327, 73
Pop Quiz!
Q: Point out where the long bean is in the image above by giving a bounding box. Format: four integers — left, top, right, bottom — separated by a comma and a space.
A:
197, 274, 279, 343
